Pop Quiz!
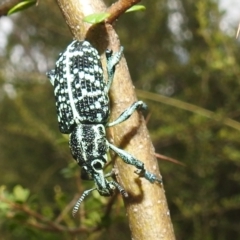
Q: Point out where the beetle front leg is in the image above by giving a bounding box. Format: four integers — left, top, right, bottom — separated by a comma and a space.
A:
106, 46, 124, 91
108, 143, 162, 184
106, 101, 147, 127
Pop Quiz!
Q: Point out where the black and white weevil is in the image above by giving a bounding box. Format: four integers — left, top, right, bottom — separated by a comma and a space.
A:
47, 40, 162, 216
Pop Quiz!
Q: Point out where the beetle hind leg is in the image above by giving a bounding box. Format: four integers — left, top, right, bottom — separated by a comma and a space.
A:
108, 143, 162, 184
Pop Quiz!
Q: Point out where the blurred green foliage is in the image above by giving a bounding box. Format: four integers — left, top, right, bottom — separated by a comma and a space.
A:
0, 0, 240, 239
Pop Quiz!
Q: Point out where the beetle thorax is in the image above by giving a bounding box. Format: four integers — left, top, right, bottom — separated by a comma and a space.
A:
69, 124, 109, 165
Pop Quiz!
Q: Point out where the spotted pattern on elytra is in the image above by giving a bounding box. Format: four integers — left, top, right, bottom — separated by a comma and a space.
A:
47, 41, 109, 134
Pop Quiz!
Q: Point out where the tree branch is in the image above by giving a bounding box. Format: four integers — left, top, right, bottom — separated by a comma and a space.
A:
106, 0, 141, 24
55, 0, 176, 239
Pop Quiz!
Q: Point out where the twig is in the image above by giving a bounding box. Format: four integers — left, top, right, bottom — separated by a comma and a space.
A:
137, 89, 240, 132
55, 195, 79, 223
0, 196, 91, 233
106, 0, 141, 24
102, 193, 119, 219
236, 22, 240, 38
155, 152, 185, 166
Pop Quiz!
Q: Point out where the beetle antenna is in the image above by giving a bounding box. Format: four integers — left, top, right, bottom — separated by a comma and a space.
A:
72, 188, 96, 217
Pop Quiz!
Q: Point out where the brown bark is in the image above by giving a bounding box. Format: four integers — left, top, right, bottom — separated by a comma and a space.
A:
56, 0, 176, 239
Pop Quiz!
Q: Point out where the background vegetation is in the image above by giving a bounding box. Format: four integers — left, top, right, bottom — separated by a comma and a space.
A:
0, 0, 240, 239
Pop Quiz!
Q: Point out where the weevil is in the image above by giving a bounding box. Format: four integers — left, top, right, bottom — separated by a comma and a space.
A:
47, 40, 162, 216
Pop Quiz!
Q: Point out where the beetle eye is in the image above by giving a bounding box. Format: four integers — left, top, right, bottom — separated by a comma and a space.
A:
91, 160, 104, 171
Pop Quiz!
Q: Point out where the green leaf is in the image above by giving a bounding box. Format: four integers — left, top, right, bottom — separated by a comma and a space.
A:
7, 0, 36, 15
125, 5, 146, 13
0, 185, 9, 212
13, 185, 30, 202
83, 13, 110, 24
83, 5, 145, 24
0, 201, 9, 211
